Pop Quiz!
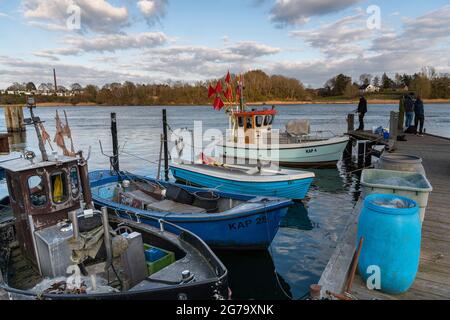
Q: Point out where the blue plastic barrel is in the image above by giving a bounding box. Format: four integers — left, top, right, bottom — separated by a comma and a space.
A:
357, 194, 421, 294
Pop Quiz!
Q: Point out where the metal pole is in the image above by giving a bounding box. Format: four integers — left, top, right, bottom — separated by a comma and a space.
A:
28, 105, 48, 161
111, 113, 120, 172
101, 207, 113, 271
162, 109, 169, 182
157, 134, 163, 180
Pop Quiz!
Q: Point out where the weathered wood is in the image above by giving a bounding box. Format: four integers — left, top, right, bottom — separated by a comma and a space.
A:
347, 113, 355, 132
318, 199, 362, 297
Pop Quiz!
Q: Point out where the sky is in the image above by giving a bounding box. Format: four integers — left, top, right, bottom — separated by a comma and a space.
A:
0, 0, 449, 89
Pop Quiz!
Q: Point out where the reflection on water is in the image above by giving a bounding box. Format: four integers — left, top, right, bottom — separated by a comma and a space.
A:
217, 250, 293, 300
2, 104, 447, 299
8, 132, 27, 153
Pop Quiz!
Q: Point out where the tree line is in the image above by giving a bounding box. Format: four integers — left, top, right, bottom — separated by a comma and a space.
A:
318, 67, 450, 99
1, 67, 449, 106
0, 70, 308, 106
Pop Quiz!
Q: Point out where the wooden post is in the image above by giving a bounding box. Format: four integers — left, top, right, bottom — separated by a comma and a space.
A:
357, 141, 365, 167
110, 113, 120, 172
398, 96, 405, 131
388, 111, 399, 151
347, 113, 355, 133
5, 106, 25, 132
162, 109, 169, 182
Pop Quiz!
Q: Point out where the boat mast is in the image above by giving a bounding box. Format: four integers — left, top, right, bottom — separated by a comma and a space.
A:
25, 96, 49, 161
239, 73, 245, 112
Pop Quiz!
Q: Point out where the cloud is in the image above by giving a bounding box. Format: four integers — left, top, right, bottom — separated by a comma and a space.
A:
228, 41, 281, 58
269, 0, 361, 27
0, 55, 156, 88
137, 0, 168, 25
291, 13, 371, 57
135, 41, 281, 80
21, 0, 129, 33
34, 32, 168, 57
371, 5, 450, 53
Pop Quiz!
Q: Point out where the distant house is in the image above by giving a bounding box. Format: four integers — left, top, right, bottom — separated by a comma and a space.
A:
360, 84, 380, 93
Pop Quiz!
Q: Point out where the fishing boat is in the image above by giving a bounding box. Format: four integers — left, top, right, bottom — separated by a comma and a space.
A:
169, 155, 315, 200
209, 73, 349, 168
0, 98, 228, 300
89, 170, 293, 250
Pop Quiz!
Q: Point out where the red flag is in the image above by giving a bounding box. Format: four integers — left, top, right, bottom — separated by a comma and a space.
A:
213, 97, 224, 110
208, 85, 215, 98
225, 71, 231, 84
224, 85, 233, 101
214, 81, 222, 94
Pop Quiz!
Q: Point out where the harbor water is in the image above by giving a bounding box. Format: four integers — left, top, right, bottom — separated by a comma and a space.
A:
1, 103, 449, 299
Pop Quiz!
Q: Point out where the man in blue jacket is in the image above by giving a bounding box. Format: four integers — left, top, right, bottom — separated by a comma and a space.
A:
414, 96, 425, 136
404, 93, 415, 129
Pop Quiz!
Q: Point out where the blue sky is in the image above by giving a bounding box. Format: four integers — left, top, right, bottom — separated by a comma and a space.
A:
0, 0, 449, 89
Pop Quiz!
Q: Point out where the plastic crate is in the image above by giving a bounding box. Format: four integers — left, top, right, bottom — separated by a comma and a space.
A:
143, 244, 175, 275
361, 169, 433, 222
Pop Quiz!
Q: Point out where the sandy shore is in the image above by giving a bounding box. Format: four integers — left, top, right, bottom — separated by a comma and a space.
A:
2, 99, 450, 108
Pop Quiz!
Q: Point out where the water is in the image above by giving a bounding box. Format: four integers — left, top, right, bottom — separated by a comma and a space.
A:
1, 103, 449, 299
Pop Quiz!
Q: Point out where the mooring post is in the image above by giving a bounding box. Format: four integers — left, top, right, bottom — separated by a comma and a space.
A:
111, 113, 120, 172
357, 141, 365, 167
347, 113, 355, 133
162, 109, 170, 182
388, 111, 399, 151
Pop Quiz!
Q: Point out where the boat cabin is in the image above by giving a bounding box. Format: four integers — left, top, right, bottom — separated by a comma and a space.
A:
229, 108, 277, 144
2, 153, 89, 266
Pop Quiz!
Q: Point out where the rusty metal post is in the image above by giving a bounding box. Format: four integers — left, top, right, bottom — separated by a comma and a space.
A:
345, 237, 364, 294
78, 151, 94, 209
111, 113, 120, 173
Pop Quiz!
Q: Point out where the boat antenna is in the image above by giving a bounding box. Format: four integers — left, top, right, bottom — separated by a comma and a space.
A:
24, 96, 49, 161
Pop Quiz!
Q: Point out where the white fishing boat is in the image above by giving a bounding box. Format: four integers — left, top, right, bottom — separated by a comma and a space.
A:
217, 107, 349, 168
205, 72, 349, 168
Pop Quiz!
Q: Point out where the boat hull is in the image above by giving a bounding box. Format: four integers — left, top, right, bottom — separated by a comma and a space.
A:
170, 165, 313, 200
89, 170, 291, 250
218, 136, 349, 168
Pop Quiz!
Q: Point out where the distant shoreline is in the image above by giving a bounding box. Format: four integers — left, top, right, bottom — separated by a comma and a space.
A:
2, 99, 450, 108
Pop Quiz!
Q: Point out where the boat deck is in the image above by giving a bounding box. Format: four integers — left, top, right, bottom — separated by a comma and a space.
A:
319, 133, 450, 300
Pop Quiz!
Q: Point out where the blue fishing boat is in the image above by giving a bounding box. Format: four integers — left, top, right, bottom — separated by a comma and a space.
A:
89, 170, 293, 250
170, 161, 315, 200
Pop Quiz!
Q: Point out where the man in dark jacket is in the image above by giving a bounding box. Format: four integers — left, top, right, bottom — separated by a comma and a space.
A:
357, 95, 368, 130
414, 96, 425, 136
404, 93, 415, 129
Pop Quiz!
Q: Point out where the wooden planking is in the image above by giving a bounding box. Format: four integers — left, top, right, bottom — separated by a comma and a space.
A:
318, 199, 363, 296
319, 133, 450, 300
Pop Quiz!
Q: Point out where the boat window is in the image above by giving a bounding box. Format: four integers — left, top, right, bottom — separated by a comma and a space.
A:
28, 175, 48, 207
255, 116, 263, 127
51, 171, 68, 204
238, 117, 244, 127
266, 115, 274, 125
246, 117, 253, 129
70, 167, 80, 197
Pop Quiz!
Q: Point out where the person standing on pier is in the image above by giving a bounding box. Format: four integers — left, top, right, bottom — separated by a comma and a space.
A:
414, 96, 425, 137
404, 93, 415, 130
357, 95, 368, 131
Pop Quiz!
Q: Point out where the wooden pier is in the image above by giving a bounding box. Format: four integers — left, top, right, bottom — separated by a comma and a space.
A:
319, 133, 450, 300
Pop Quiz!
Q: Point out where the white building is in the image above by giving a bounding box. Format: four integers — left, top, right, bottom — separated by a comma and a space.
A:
360, 84, 380, 93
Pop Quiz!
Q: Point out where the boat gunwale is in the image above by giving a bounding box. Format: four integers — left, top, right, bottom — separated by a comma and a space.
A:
218, 135, 350, 150
89, 170, 293, 222
169, 162, 315, 183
